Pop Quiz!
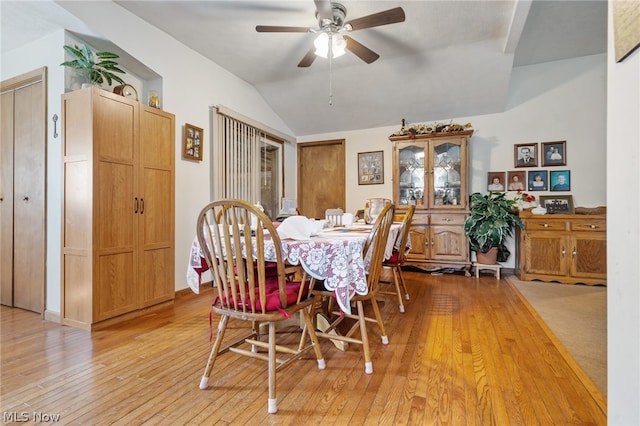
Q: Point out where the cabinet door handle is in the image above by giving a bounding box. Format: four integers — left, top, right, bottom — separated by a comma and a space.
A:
134, 197, 139, 213
572, 248, 576, 257
561, 247, 565, 256
431, 239, 434, 247
140, 198, 144, 214
590, 224, 597, 229
543, 223, 549, 228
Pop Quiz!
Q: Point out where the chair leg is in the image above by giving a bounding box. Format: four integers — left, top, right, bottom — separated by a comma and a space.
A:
370, 298, 389, 345
268, 321, 277, 414
300, 307, 327, 369
390, 267, 405, 313
200, 314, 229, 389
356, 300, 374, 374
397, 266, 410, 301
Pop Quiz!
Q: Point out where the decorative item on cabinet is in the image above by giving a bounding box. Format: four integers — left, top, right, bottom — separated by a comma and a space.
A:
516, 208, 606, 285
389, 126, 473, 274
60, 43, 126, 87
148, 90, 161, 109
61, 86, 176, 330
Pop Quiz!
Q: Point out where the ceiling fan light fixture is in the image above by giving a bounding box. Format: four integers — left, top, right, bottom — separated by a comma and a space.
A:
314, 32, 346, 59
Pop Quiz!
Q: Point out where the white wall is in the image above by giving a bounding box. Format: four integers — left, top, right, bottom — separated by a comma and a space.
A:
299, 53, 607, 269
606, 3, 640, 424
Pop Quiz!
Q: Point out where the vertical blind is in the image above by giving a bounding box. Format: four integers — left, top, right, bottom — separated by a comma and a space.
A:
212, 111, 266, 203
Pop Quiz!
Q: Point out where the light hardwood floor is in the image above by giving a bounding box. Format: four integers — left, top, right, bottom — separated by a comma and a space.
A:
1, 271, 606, 425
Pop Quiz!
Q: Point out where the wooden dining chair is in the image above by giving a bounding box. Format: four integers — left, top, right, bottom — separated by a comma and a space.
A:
325, 208, 344, 227
196, 199, 325, 414
310, 203, 395, 374
379, 205, 415, 313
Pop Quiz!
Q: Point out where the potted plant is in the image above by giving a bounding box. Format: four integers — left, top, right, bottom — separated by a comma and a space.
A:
464, 192, 524, 264
60, 44, 126, 87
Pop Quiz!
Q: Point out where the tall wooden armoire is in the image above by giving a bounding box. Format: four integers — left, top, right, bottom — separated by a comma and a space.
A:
61, 86, 175, 330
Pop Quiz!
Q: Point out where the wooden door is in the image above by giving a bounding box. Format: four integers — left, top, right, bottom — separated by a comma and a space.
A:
93, 92, 138, 321
1, 91, 15, 305
523, 233, 567, 276
570, 234, 607, 280
297, 139, 345, 219
138, 105, 175, 308
0, 68, 46, 313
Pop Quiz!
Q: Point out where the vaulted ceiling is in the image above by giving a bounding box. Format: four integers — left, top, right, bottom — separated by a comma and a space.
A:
1, 1, 607, 136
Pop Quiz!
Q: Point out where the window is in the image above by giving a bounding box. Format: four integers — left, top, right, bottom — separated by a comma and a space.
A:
212, 106, 290, 220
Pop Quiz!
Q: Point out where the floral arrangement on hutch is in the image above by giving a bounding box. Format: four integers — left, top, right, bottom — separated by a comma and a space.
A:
391, 118, 473, 138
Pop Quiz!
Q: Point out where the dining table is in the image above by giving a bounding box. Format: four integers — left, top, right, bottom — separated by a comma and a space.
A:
187, 221, 404, 315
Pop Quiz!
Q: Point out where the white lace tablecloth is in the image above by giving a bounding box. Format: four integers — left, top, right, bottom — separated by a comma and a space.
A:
187, 223, 403, 315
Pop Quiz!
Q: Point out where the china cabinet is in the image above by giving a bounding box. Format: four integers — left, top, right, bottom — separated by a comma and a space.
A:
516, 209, 607, 285
389, 130, 473, 273
61, 86, 176, 329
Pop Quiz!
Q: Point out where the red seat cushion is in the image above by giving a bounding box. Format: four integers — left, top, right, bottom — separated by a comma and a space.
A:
215, 276, 308, 317
383, 249, 401, 265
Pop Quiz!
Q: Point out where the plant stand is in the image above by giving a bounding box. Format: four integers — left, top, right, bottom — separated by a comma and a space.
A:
474, 263, 501, 280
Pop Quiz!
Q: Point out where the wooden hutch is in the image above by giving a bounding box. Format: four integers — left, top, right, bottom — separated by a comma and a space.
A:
389, 129, 473, 274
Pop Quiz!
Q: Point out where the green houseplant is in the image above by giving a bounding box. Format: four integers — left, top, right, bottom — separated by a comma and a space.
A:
464, 192, 524, 264
60, 44, 126, 86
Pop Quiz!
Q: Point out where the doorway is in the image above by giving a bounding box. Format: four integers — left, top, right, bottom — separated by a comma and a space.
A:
1, 67, 47, 314
297, 139, 345, 219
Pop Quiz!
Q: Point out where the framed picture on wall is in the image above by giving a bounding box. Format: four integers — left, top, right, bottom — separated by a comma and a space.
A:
550, 170, 571, 191
542, 141, 567, 166
507, 171, 526, 191
358, 150, 384, 185
514, 143, 538, 167
527, 170, 548, 191
487, 171, 506, 192
183, 123, 203, 161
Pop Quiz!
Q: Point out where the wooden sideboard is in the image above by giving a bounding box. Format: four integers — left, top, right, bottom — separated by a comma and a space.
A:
516, 209, 606, 285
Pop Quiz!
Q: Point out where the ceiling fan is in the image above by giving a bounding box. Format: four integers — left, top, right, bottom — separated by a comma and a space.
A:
256, 0, 405, 67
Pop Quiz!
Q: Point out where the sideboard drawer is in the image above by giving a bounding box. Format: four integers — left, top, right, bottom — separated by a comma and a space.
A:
571, 220, 606, 232
523, 220, 566, 231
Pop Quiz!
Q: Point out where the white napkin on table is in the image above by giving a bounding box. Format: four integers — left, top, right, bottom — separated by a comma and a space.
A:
276, 216, 324, 240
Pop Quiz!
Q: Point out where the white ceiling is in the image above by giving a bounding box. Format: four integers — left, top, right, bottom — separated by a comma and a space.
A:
1, 0, 607, 137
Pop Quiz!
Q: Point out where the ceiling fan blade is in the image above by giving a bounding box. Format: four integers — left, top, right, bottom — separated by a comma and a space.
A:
344, 35, 380, 64
314, 0, 333, 22
256, 25, 311, 33
345, 7, 406, 31
297, 47, 317, 68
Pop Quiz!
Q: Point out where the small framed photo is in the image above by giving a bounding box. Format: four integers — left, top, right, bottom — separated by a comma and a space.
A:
507, 171, 526, 191
527, 170, 548, 191
550, 170, 571, 191
514, 143, 538, 167
539, 195, 574, 214
358, 150, 384, 185
183, 123, 204, 161
542, 141, 567, 166
487, 171, 506, 192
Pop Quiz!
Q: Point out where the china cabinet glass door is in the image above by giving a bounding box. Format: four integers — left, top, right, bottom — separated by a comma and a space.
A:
428, 139, 465, 209
397, 143, 425, 206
